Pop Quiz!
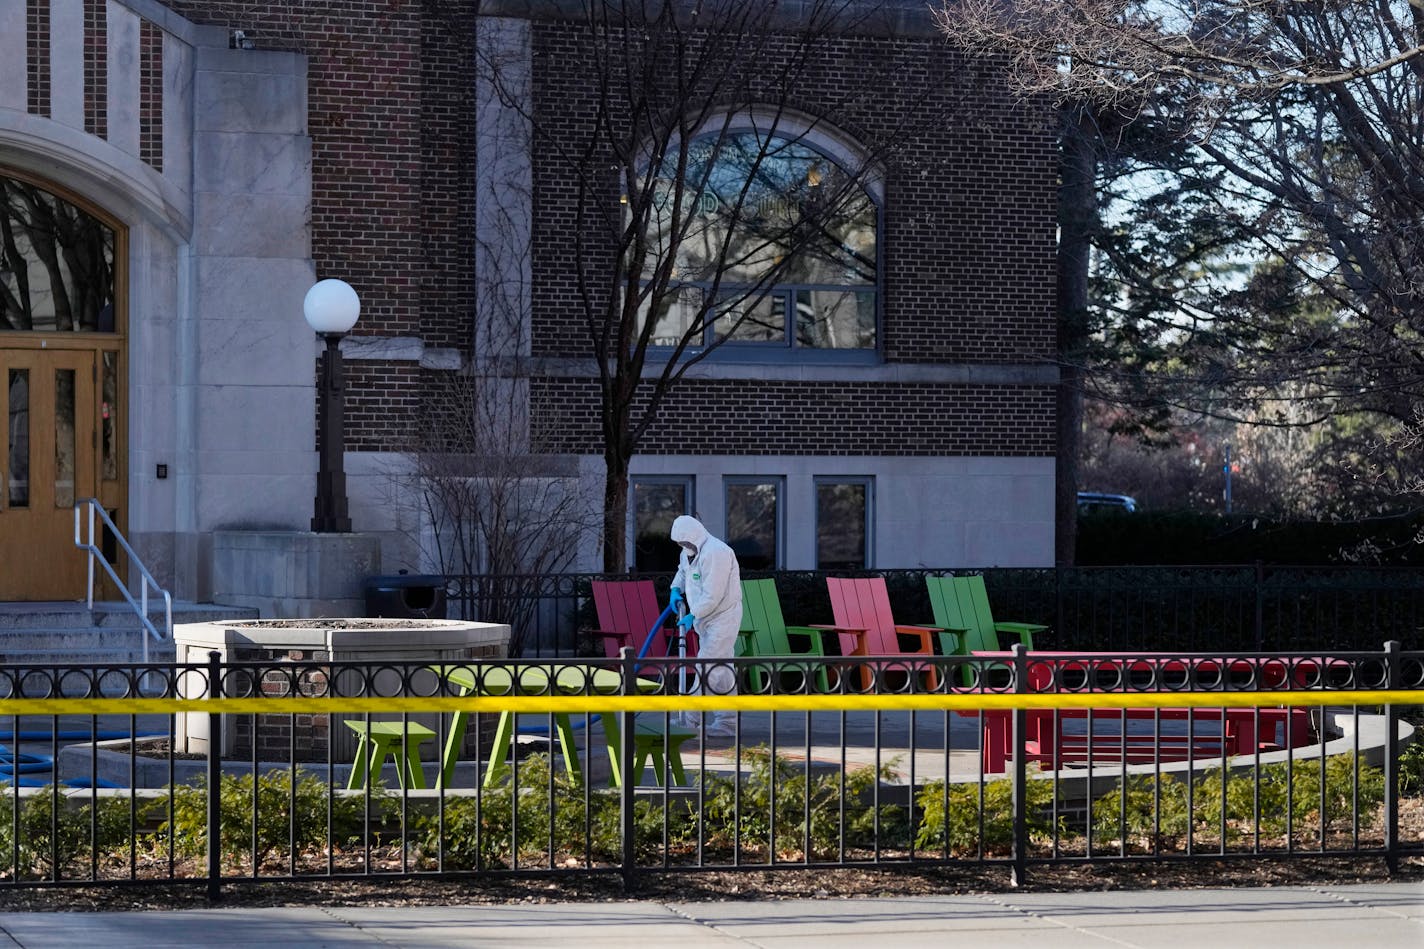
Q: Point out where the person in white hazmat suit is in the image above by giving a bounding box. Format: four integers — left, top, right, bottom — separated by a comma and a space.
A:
669, 514, 742, 737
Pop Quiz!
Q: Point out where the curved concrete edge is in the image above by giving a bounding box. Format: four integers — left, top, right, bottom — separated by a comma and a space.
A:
57, 738, 491, 790
58, 735, 604, 790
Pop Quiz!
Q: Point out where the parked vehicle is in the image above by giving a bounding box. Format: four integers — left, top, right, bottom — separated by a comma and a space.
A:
1077, 491, 1138, 513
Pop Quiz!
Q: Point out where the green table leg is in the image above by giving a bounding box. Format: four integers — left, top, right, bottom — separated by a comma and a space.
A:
483, 713, 583, 787
440, 710, 470, 788
481, 711, 517, 788
552, 714, 582, 786
602, 714, 625, 788
402, 736, 428, 789
347, 735, 372, 790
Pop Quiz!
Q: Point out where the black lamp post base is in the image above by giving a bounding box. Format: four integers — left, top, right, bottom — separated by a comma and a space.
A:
312, 333, 351, 534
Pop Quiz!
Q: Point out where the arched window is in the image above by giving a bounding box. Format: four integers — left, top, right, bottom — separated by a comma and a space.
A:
638, 125, 879, 358
0, 173, 117, 334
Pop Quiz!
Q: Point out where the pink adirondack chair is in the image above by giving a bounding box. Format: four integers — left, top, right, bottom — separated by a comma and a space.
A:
823, 577, 942, 691
587, 579, 688, 660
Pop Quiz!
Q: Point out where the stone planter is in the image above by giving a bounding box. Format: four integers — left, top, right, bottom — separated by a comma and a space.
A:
173, 617, 511, 763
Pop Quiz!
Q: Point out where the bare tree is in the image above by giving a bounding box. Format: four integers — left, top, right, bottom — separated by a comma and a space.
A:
396, 10, 599, 656
410, 372, 596, 656
936, 0, 1424, 518
476, 0, 952, 571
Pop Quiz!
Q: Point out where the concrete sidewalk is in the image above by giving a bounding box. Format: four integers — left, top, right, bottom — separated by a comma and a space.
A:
0, 883, 1418, 948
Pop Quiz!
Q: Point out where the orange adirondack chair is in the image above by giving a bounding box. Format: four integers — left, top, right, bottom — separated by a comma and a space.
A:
587, 579, 689, 660
823, 577, 943, 691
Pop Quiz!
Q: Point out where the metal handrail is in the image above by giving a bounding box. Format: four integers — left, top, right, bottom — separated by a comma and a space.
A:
72, 498, 172, 664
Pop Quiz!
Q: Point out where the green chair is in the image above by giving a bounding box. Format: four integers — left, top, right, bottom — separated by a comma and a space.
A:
925, 575, 1048, 685
735, 578, 835, 693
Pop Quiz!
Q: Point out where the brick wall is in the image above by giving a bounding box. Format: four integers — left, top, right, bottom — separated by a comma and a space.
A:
155, 3, 1055, 458
343, 362, 424, 453
532, 378, 1055, 456
527, 18, 1058, 457
162, 1, 479, 448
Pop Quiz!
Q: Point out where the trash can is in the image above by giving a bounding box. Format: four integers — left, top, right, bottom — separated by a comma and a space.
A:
362, 572, 448, 619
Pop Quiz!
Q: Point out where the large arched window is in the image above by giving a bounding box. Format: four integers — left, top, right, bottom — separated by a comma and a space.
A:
0, 173, 117, 334
638, 125, 879, 358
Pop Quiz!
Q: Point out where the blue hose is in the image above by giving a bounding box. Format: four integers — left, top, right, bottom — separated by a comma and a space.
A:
0, 748, 53, 774
0, 729, 163, 789
636, 604, 679, 660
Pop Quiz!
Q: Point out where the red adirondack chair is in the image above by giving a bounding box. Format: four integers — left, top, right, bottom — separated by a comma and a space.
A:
586, 579, 691, 660
822, 577, 943, 691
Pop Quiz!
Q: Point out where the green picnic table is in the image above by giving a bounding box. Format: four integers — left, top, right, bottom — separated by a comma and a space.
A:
432, 664, 694, 788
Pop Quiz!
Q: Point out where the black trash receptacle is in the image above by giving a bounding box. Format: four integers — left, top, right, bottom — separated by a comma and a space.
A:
363, 572, 448, 619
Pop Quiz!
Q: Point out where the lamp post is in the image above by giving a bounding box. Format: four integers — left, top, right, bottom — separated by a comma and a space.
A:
303, 278, 360, 533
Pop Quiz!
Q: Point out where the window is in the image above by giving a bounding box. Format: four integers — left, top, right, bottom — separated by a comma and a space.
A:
638, 127, 878, 358
816, 478, 872, 570
1, 173, 117, 333
724, 477, 783, 570
631, 478, 694, 573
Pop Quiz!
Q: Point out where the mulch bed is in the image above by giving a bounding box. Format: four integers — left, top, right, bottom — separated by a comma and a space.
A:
0, 855, 1417, 913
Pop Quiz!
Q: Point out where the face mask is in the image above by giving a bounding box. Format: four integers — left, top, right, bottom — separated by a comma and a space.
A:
679, 543, 697, 558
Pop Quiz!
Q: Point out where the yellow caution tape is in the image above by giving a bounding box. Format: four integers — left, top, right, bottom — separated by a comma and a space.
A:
0, 689, 1416, 717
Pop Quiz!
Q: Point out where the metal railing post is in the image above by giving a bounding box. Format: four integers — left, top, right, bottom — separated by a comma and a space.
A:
1253, 561, 1265, 651
1054, 566, 1065, 646
206, 650, 223, 903
1010, 642, 1029, 887
1383, 640, 1400, 874
619, 646, 637, 891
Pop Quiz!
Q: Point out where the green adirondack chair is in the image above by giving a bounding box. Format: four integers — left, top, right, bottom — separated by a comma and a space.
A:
925, 574, 1048, 686
735, 578, 835, 693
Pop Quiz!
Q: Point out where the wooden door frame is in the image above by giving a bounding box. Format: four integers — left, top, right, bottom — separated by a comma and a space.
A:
1, 167, 130, 598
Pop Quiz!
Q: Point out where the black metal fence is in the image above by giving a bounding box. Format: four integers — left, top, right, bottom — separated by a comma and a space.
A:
446, 565, 1424, 657
0, 644, 1419, 898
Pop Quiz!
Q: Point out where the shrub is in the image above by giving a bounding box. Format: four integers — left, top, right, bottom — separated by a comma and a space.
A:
1091, 755, 1387, 851
699, 746, 907, 859
0, 787, 133, 879
153, 770, 385, 870
413, 754, 670, 870
914, 772, 1059, 856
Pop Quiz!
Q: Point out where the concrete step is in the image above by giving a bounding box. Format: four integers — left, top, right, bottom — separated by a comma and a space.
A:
0, 627, 170, 650
0, 601, 257, 632
0, 601, 253, 667
0, 605, 102, 631
96, 602, 259, 629
0, 645, 178, 668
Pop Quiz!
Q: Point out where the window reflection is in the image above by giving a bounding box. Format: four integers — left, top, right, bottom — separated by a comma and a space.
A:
7, 369, 28, 507
817, 480, 870, 571
0, 174, 117, 333
796, 290, 875, 349
637, 130, 877, 353
713, 292, 785, 344
725, 480, 780, 570
101, 351, 117, 480
633, 480, 691, 573
54, 368, 75, 507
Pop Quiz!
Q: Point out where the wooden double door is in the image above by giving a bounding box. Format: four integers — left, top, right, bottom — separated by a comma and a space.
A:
0, 345, 120, 600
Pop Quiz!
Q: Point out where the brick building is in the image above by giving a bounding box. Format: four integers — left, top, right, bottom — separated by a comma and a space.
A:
0, 0, 1057, 610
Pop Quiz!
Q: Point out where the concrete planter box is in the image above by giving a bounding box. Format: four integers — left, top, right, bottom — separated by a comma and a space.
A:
173, 617, 511, 762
